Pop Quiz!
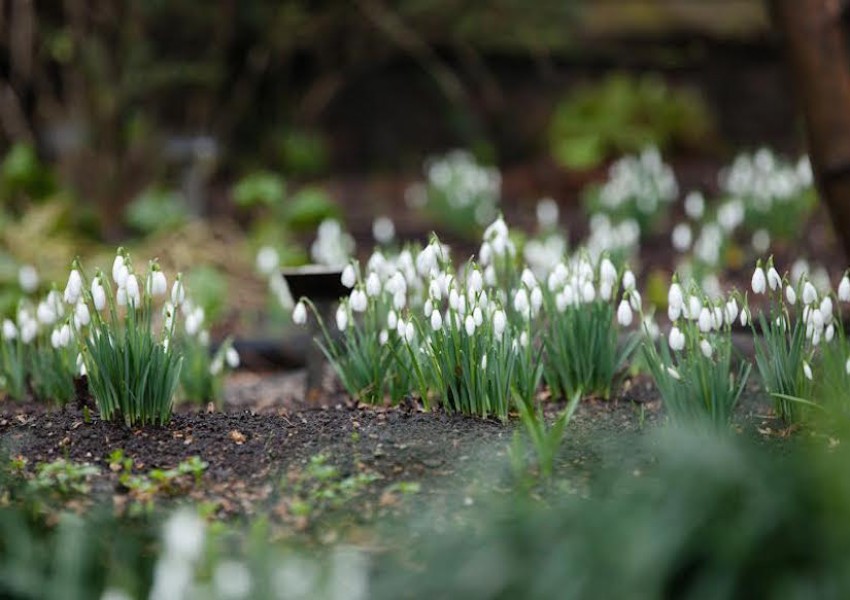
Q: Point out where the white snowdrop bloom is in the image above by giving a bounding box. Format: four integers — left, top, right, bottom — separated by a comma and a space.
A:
599, 281, 613, 302
468, 269, 483, 294
803, 281, 818, 305
116, 287, 128, 307
668, 283, 684, 312
752, 229, 771, 254
700, 339, 713, 358
840, 275, 850, 302
147, 270, 167, 297
350, 289, 368, 313
379, 330, 389, 346
163, 509, 205, 561
803, 361, 813, 381
600, 258, 617, 286
617, 300, 633, 327
430, 309, 443, 332
751, 267, 767, 295
465, 314, 476, 336
687, 296, 702, 321
199, 330, 210, 346
581, 281, 596, 303
341, 264, 357, 289
372, 216, 395, 244
112, 255, 126, 286
530, 287, 543, 313
725, 298, 739, 325
812, 308, 824, 330
786, 285, 797, 305
668, 326, 685, 352
767, 267, 781, 291
58, 323, 71, 347
292, 301, 307, 325
642, 315, 660, 340
484, 265, 497, 287
717, 199, 744, 232
712, 306, 724, 330
479, 290, 489, 310
846, 357, 850, 376
393, 290, 406, 310
20, 319, 37, 344
479, 242, 492, 266
18, 265, 38, 293
481, 354, 488, 370
520, 331, 529, 348
493, 310, 507, 336
213, 560, 252, 600
536, 197, 559, 228
256, 245, 280, 276
363, 272, 380, 298
185, 309, 203, 336
64, 269, 82, 304
622, 270, 636, 291
171, 280, 185, 306
387, 310, 398, 331
2, 319, 17, 340
473, 306, 483, 327
521, 268, 537, 290
820, 296, 834, 324
210, 355, 224, 376
562, 284, 576, 308
404, 321, 415, 343
125, 275, 140, 307
429, 279, 442, 301
88, 279, 105, 311
666, 366, 681, 380
335, 305, 349, 331
423, 299, 433, 318
698, 308, 713, 333
671, 223, 692, 252
50, 328, 61, 349
513, 288, 530, 315
826, 324, 836, 343
449, 287, 461, 311
37, 301, 55, 326
668, 302, 682, 322
629, 289, 642, 312
740, 307, 750, 327
74, 302, 90, 328
684, 190, 705, 220
225, 347, 240, 369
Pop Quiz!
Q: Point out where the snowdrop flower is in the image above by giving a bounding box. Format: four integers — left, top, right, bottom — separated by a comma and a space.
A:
684, 190, 705, 220
617, 300, 633, 327
148, 269, 167, 297
125, 275, 140, 307
112, 254, 127, 287
58, 323, 71, 347
846, 357, 850, 376
767, 267, 781, 291
89, 278, 105, 311
581, 281, 595, 303
171, 279, 185, 306
821, 296, 834, 324
536, 197, 559, 228
225, 347, 240, 369
210, 355, 224, 376
600, 258, 617, 286
629, 290, 642, 312
786, 285, 797, 305
256, 246, 280, 276
292, 301, 307, 325
37, 301, 56, 326
116, 287, 128, 307
341, 264, 357, 289
362, 272, 379, 298
699, 339, 713, 358
350, 289, 368, 313
698, 307, 712, 333
473, 306, 483, 327
74, 302, 90, 328
740, 307, 750, 327
449, 288, 460, 311
372, 216, 395, 244
668, 283, 684, 312
484, 265, 497, 287
468, 269, 483, 294
18, 265, 38, 293
520, 331, 529, 348
50, 328, 61, 349
403, 321, 415, 344
64, 269, 82, 304
379, 330, 389, 346
465, 315, 476, 336
393, 291, 406, 311
803, 281, 818, 305
185, 308, 204, 336
725, 298, 739, 324
77, 353, 87, 377
668, 326, 685, 352
2, 319, 17, 340
493, 310, 507, 336
430, 309, 443, 331
687, 296, 702, 321
387, 310, 398, 331
622, 270, 636, 291
666, 366, 681, 380
751, 266, 766, 295
752, 229, 771, 254
530, 287, 543, 313
839, 275, 850, 302
513, 288, 530, 316
826, 324, 836, 343
803, 361, 813, 381
671, 223, 692, 252
521, 268, 537, 290
213, 560, 252, 600
335, 305, 349, 331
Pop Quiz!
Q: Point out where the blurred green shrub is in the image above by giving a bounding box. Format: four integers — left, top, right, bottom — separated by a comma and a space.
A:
185, 266, 228, 322
0, 144, 56, 205
233, 172, 286, 209
124, 187, 190, 235
549, 73, 715, 170
284, 186, 339, 233
279, 130, 329, 178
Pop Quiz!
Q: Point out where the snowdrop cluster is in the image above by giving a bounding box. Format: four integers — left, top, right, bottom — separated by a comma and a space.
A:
423, 149, 500, 227
584, 213, 640, 263
310, 219, 355, 267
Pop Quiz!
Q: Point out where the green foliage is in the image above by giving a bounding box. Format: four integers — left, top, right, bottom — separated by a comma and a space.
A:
284, 186, 339, 232
511, 391, 579, 480
279, 130, 329, 178
28, 343, 75, 407
124, 187, 189, 235
550, 73, 714, 170
233, 172, 285, 208
283, 454, 379, 519
0, 335, 27, 402
0, 144, 56, 204
109, 450, 207, 510
29, 459, 100, 498
184, 266, 227, 322
178, 337, 237, 406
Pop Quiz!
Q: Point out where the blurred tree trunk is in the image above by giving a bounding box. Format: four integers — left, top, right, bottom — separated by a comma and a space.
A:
771, 0, 850, 259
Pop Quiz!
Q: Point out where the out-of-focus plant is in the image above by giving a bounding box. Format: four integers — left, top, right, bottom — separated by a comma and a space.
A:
549, 73, 714, 170
124, 187, 190, 235
0, 317, 27, 401
406, 149, 500, 239
278, 130, 329, 178
177, 299, 239, 406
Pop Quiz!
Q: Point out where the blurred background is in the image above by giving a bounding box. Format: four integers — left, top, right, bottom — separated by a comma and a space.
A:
0, 0, 813, 355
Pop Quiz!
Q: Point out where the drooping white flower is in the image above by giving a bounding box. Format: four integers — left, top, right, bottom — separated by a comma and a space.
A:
335, 305, 349, 331
148, 270, 167, 297
629, 290, 642, 312
530, 287, 543, 313
581, 281, 595, 303
403, 321, 415, 344
464, 315, 476, 336
513, 288, 530, 316
341, 264, 356, 289
600, 258, 617, 286
74, 302, 90, 328
2, 319, 17, 340
64, 269, 82, 304
521, 268, 537, 290
58, 323, 71, 347
18, 265, 38, 293
379, 330, 389, 346
473, 306, 483, 327
803, 361, 813, 381
116, 287, 127, 307
668, 326, 685, 352
372, 216, 395, 244
387, 310, 398, 330
292, 301, 307, 325
622, 270, 636, 291
684, 190, 705, 220
365, 272, 381, 297
839, 275, 850, 302
820, 296, 834, 324
350, 289, 368, 313
698, 307, 712, 333
430, 309, 443, 332
171, 280, 185, 306
751, 267, 766, 295
803, 281, 817, 305
687, 296, 702, 321
256, 246, 280, 276
468, 269, 483, 294
767, 267, 781, 291
125, 275, 140, 307
493, 310, 507, 337
826, 324, 835, 343
786, 285, 797, 306
740, 307, 750, 327
666, 366, 681, 380
225, 347, 240, 369
671, 223, 692, 252
519, 331, 529, 348
76, 353, 87, 377
617, 300, 633, 327
699, 339, 712, 358
112, 255, 126, 286
668, 283, 684, 311
725, 298, 739, 325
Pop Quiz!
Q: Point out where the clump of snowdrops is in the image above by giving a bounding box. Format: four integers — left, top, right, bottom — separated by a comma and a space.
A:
67, 249, 184, 426
642, 277, 750, 429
